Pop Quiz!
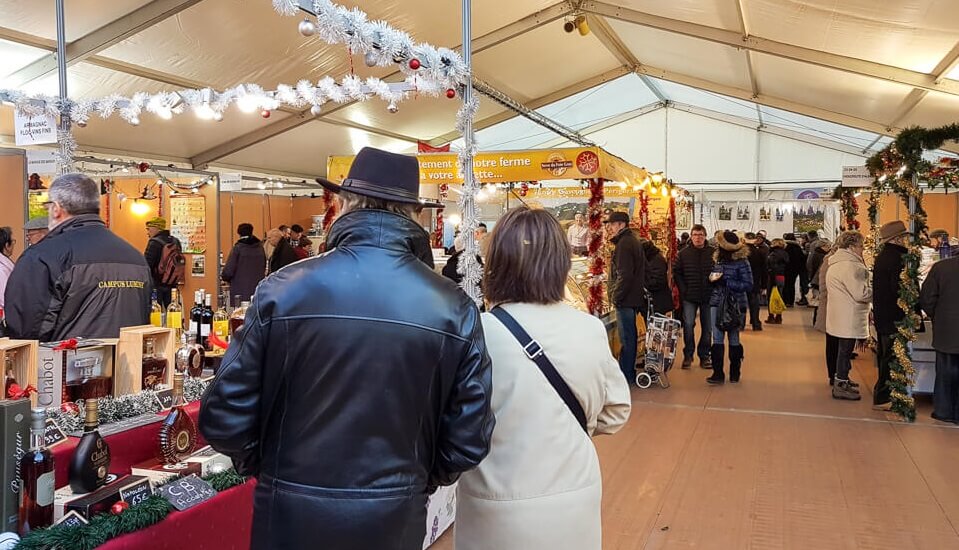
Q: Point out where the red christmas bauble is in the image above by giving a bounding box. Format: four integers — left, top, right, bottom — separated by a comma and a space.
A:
261, 110, 271, 119
446, 88, 456, 99
60, 402, 79, 414
111, 501, 130, 515
409, 58, 421, 70
137, 162, 150, 173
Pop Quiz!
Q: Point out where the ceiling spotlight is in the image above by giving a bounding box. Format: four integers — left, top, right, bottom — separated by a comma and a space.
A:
257, 181, 266, 190
563, 20, 575, 33
652, 173, 664, 184
574, 15, 590, 36
276, 181, 284, 189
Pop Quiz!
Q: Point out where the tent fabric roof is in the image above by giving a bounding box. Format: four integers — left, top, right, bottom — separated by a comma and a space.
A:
1, 0, 958, 179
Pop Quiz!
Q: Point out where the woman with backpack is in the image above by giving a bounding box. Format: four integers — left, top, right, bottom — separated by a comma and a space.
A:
707, 231, 753, 385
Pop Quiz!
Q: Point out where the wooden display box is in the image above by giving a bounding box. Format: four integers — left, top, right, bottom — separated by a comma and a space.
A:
116, 327, 175, 396
37, 338, 118, 409
0, 339, 39, 404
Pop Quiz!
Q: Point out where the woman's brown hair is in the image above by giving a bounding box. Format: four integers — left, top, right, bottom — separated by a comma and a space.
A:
483, 206, 572, 306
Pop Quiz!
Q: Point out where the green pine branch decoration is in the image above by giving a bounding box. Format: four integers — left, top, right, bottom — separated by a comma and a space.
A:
862, 123, 958, 422
15, 469, 247, 550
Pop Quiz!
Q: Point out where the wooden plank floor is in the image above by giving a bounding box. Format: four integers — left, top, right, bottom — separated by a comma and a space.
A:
433, 308, 959, 549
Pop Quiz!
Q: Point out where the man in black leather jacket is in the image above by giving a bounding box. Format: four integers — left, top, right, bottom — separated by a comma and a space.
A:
200, 148, 494, 550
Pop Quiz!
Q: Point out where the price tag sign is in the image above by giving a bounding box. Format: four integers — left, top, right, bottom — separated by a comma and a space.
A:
220, 172, 242, 192
154, 389, 175, 411
119, 478, 153, 507
44, 417, 68, 448
14, 111, 57, 146
157, 474, 217, 511
55, 510, 89, 527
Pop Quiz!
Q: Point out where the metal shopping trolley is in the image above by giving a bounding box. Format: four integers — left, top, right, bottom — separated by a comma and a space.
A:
635, 314, 682, 389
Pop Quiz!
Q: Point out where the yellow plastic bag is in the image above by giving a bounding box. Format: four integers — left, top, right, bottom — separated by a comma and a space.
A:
769, 286, 786, 315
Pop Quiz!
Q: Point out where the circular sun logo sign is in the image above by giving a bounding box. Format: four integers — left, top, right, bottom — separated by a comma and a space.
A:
576, 151, 600, 176
541, 153, 574, 177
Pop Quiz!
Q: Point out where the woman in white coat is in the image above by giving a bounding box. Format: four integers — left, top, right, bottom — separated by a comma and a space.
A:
456, 206, 631, 550
825, 231, 872, 401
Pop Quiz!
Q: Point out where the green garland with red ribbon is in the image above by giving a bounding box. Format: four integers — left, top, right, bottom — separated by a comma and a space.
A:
865, 124, 959, 422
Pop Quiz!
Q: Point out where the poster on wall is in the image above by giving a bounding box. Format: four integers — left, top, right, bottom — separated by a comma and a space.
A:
191, 255, 205, 277
718, 204, 732, 221
736, 205, 751, 221
759, 206, 772, 221
28, 190, 49, 220
793, 203, 825, 234
170, 195, 206, 254
676, 202, 693, 230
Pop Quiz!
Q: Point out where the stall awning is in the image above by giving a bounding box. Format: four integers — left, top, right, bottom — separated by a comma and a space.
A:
327, 147, 655, 186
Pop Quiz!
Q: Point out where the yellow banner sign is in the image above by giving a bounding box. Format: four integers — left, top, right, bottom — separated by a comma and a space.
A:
327, 147, 650, 186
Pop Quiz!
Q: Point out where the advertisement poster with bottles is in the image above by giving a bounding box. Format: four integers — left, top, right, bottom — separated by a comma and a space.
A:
170, 195, 206, 254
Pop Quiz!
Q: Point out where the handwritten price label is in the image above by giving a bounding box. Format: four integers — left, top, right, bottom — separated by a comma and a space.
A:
158, 474, 217, 511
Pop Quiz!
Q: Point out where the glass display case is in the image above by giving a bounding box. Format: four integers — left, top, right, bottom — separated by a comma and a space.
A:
566, 257, 617, 331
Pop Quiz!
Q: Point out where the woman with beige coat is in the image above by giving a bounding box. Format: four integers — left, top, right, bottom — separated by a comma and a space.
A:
825, 231, 872, 400
456, 207, 631, 550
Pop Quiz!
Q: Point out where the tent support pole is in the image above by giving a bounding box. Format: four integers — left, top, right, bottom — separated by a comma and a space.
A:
55, 0, 71, 169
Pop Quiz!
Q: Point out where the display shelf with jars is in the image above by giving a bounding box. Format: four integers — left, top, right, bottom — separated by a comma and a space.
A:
1, 338, 39, 403
115, 327, 176, 396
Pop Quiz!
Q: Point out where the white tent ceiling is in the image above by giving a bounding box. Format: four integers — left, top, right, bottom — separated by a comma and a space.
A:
1, 0, 958, 182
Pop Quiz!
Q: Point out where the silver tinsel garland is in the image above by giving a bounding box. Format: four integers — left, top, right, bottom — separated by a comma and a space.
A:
46, 377, 210, 433
455, 96, 483, 306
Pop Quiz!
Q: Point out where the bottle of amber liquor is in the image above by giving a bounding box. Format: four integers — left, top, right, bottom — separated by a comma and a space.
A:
19, 408, 55, 534
68, 399, 111, 493
141, 337, 168, 390
157, 371, 198, 464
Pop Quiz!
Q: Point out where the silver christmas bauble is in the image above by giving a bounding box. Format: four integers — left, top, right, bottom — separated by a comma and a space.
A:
387, 103, 399, 114
310, 104, 323, 116
298, 19, 317, 37
364, 53, 377, 67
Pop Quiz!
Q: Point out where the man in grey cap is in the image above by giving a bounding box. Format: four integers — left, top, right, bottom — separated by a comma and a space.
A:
23, 217, 48, 247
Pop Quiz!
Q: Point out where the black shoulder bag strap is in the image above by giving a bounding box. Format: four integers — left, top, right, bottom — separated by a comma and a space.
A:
490, 306, 588, 433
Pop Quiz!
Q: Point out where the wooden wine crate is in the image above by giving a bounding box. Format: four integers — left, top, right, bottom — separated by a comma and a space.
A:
115, 327, 176, 396
0, 339, 39, 405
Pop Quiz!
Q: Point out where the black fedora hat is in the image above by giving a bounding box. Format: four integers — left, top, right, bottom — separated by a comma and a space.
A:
317, 147, 442, 208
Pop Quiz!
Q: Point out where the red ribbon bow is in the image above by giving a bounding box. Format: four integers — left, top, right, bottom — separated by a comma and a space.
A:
208, 332, 229, 351
7, 383, 37, 400
53, 338, 79, 351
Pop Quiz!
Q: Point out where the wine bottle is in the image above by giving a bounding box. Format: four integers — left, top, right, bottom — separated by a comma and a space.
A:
167, 288, 183, 332
19, 409, 54, 534
213, 303, 229, 342
201, 294, 214, 349
68, 400, 111, 493
141, 336, 168, 390
4, 353, 16, 399
189, 290, 202, 336
150, 291, 162, 327
157, 371, 198, 464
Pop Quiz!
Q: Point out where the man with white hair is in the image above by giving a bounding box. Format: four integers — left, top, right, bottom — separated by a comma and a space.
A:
5, 173, 152, 341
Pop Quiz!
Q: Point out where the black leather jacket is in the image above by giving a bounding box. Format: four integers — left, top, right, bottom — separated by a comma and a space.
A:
199, 209, 494, 550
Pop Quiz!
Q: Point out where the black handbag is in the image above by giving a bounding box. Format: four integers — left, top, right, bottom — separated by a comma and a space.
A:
716, 287, 743, 331
490, 307, 588, 433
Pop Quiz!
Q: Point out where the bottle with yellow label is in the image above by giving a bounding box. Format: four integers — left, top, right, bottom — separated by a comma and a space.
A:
166, 288, 183, 334
149, 291, 162, 327
213, 303, 229, 342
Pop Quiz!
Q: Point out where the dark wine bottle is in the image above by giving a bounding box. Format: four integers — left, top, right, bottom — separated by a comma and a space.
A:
18, 408, 54, 535
157, 371, 198, 464
68, 399, 111, 493
201, 294, 214, 350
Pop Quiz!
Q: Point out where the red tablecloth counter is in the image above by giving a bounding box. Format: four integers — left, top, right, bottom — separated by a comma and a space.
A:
51, 402, 206, 488
98, 479, 254, 550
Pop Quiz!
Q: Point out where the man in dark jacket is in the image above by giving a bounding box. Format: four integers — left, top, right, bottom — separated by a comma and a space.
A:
604, 211, 647, 383
744, 233, 768, 331
783, 233, 808, 306
674, 224, 715, 368
267, 228, 299, 273
873, 221, 910, 410
143, 217, 181, 309
221, 223, 266, 303
200, 147, 493, 550
920, 255, 959, 423
4, 173, 151, 341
